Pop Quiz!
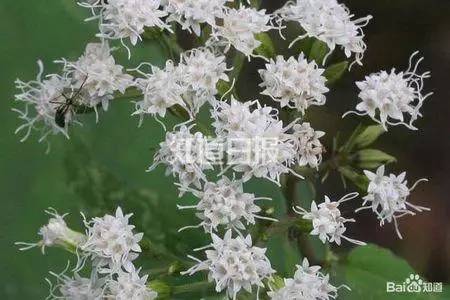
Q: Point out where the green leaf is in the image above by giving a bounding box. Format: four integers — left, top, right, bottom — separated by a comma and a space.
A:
355, 149, 396, 169
345, 245, 450, 300
324, 61, 349, 85
353, 125, 386, 149
255, 32, 276, 59
338, 166, 369, 190
309, 39, 329, 65
340, 124, 365, 153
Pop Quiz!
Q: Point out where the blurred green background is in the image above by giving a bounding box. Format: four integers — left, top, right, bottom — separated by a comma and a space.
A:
0, 0, 449, 299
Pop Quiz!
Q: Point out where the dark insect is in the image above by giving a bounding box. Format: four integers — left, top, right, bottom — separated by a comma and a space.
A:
50, 76, 88, 128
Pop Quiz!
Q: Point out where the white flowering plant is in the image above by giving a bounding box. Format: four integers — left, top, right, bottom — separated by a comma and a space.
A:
12, 0, 449, 299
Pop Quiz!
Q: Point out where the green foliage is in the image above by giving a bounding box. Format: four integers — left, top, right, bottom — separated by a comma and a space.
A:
255, 33, 276, 59
309, 39, 329, 65
344, 245, 450, 300
334, 124, 394, 189
355, 149, 396, 169
324, 61, 349, 85
338, 166, 369, 190
63, 135, 201, 262
353, 125, 386, 149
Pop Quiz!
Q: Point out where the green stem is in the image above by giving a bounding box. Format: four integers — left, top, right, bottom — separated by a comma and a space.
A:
140, 239, 193, 268
283, 172, 319, 265
172, 281, 214, 295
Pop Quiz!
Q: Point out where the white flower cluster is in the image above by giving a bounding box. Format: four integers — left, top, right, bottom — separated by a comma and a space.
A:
268, 258, 344, 300
14, 63, 73, 143
81, 207, 144, 273
48, 272, 105, 300
345, 52, 433, 130
292, 122, 325, 169
294, 193, 366, 245
209, 6, 276, 57
259, 54, 329, 113
177, 176, 274, 233
13, 42, 132, 146
358, 165, 429, 238
18, 207, 157, 300
133, 47, 229, 123
182, 230, 275, 299
81, 0, 170, 46
277, 0, 372, 66
15, 1, 436, 299
211, 98, 325, 183
16, 208, 85, 254
163, 0, 232, 36
57, 42, 133, 114
108, 269, 158, 300
148, 125, 214, 189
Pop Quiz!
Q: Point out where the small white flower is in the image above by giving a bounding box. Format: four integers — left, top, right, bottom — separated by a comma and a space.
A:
268, 258, 345, 300
179, 47, 230, 114
259, 54, 329, 113
163, 0, 231, 36
277, 0, 372, 66
209, 6, 275, 57
82, 0, 170, 46
57, 42, 133, 114
182, 230, 275, 299
13, 61, 74, 144
358, 165, 429, 239
133, 60, 188, 123
107, 268, 157, 300
16, 209, 85, 254
292, 122, 325, 169
294, 193, 366, 245
82, 207, 144, 272
148, 125, 214, 189
211, 98, 303, 185
177, 176, 275, 232
344, 52, 433, 130
49, 273, 105, 300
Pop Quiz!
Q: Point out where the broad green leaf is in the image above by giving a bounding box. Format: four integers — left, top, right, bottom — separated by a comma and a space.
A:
344, 245, 449, 300
217, 79, 232, 98
324, 61, 349, 84
355, 149, 396, 169
255, 32, 276, 59
338, 166, 369, 190
309, 39, 329, 65
340, 124, 365, 154
353, 125, 386, 149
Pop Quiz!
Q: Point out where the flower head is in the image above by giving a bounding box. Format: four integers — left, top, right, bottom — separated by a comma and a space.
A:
211, 98, 303, 184
259, 54, 328, 113
47, 272, 105, 300
82, 0, 170, 46
268, 258, 344, 300
163, 0, 231, 36
13, 61, 74, 144
107, 268, 157, 300
294, 193, 366, 245
16, 209, 85, 254
82, 207, 144, 272
292, 122, 325, 169
345, 52, 433, 130
179, 47, 230, 114
57, 42, 133, 114
277, 0, 372, 66
148, 125, 214, 189
133, 60, 188, 122
177, 176, 274, 232
359, 165, 429, 238
182, 230, 275, 299
209, 6, 275, 57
